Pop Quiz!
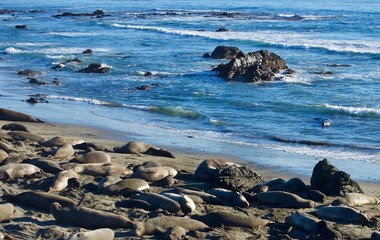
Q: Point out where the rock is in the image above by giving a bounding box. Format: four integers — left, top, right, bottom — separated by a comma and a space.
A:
82, 49, 93, 54
15, 25, 27, 29
203, 53, 211, 58
211, 46, 242, 59
310, 158, 363, 196
216, 28, 229, 32
18, 70, 42, 76
79, 63, 111, 73
28, 78, 48, 85
213, 50, 288, 82
144, 71, 153, 76
25, 97, 48, 104
136, 85, 152, 91
63, 58, 82, 64
214, 165, 265, 191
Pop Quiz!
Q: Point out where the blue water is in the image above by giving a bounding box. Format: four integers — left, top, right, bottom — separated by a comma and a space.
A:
1, 0, 380, 180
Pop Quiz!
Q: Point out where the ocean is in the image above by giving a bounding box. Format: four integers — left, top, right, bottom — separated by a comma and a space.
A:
1, 0, 379, 181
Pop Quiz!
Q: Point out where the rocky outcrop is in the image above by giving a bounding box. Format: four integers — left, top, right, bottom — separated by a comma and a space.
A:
53, 9, 107, 18
214, 165, 265, 191
18, 70, 42, 76
310, 158, 363, 196
213, 49, 289, 82
79, 63, 111, 73
210, 46, 242, 59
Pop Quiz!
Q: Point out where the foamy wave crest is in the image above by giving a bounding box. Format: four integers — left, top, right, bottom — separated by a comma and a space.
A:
48, 32, 100, 37
46, 95, 110, 106
323, 104, 380, 116
4, 47, 23, 54
149, 106, 205, 119
123, 25, 380, 54
5, 47, 111, 56
15, 42, 52, 47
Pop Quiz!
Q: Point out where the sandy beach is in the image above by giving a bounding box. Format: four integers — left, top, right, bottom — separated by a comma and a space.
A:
0, 112, 379, 240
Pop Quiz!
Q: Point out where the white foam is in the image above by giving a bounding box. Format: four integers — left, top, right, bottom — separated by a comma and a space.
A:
48, 32, 100, 37
14, 42, 52, 47
323, 104, 380, 116
4, 47, 23, 54
46, 95, 109, 105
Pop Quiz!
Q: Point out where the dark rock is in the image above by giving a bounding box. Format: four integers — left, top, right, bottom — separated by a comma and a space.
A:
52, 79, 61, 86
136, 85, 152, 91
53, 9, 106, 18
18, 70, 42, 76
310, 158, 363, 196
216, 28, 229, 32
28, 78, 48, 85
92, 9, 105, 15
211, 46, 242, 59
213, 50, 288, 82
203, 53, 211, 58
25, 97, 48, 104
63, 58, 82, 64
15, 25, 27, 29
144, 71, 153, 76
214, 165, 265, 191
52, 63, 65, 70
79, 63, 111, 73
82, 49, 93, 54
315, 70, 334, 75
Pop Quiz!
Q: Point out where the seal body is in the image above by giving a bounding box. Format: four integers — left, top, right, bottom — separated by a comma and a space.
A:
50, 169, 80, 192
372, 232, 380, 240
161, 192, 196, 215
332, 193, 380, 207
23, 158, 63, 174
285, 211, 319, 233
0, 203, 14, 222
113, 141, 153, 154
316, 206, 369, 223
0, 163, 41, 180
73, 163, 132, 177
67, 228, 114, 240
208, 188, 249, 208
103, 178, 149, 195
52, 143, 75, 159
136, 193, 181, 213
255, 191, 316, 208
132, 167, 177, 182
1, 123, 28, 132
77, 151, 111, 164
0, 108, 42, 122
173, 188, 223, 205
42, 137, 67, 147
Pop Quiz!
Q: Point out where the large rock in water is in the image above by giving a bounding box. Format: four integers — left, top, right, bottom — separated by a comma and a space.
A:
211, 46, 242, 59
213, 49, 288, 82
79, 63, 111, 73
214, 165, 264, 191
310, 159, 363, 196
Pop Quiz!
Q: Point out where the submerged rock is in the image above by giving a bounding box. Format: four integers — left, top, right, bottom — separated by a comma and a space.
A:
18, 70, 42, 76
79, 63, 111, 73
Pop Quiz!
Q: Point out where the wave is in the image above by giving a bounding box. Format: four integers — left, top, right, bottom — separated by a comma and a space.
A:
323, 104, 380, 117
3, 46, 111, 56
4, 47, 23, 54
119, 24, 380, 54
46, 95, 112, 106
48, 32, 100, 37
149, 106, 205, 120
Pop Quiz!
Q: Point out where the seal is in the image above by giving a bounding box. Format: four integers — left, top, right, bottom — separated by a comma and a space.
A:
164, 226, 187, 240
316, 206, 369, 223
136, 193, 181, 213
254, 191, 317, 208
372, 232, 380, 240
133, 216, 208, 237
0, 140, 13, 152
23, 158, 63, 174
73, 163, 132, 177
41, 137, 67, 147
192, 210, 269, 229
7, 131, 45, 142
208, 188, 249, 208
255, 178, 286, 193
67, 228, 114, 240
0, 203, 14, 222
50, 169, 80, 192
4, 191, 76, 212
102, 178, 149, 195
281, 177, 306, 193
194, 159, 238, 181
0, 108, 43, 122
50, 202, 134, 229
132, 167, 177, 182
0, 163, 41, 180
307, 189, 326, 203
51, 143, 75, 159
97, 176, 121, 192
1, 123, 28, 132
76, 151, 111, 164
321, 119, 332, 127
172, 188, 223, 205
113, 141, 175, 158
117, 199, 157, 211
0, 149, 8, 163
317, 220, 343, 240
332, 193, 380, 207
160, 192, 196, 215
285, 211, 319, 233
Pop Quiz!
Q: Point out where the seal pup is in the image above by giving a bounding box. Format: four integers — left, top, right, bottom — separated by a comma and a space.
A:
0, 203, 14, 222
117, 199, 157, 211
67, 228, 114, 240
208, 188, 249, 208
316, 205, 369, 223
49, 169, 80, 192
0, 163, 41, 180
1, 123, 28, 132
160, 192, 196, 215
50, 202, 134, 229
255, 178, 286, 193
285, 211, 319, 233
41, 136, 67, 147
51, 143, 75, 159
7, 131, 45, 142
132, 167, 177, 182
4, 191, 76, 212
332, 193, 380, 207
136, 193, 181, 213
76, 151, 111, 164
0, 108, 43, 122
133, 216, 208, 237
254, 191, 317, 208
102, 178, 149, 195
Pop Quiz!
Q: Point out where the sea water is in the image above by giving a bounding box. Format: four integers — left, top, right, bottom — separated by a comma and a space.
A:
0, 0, 379, 181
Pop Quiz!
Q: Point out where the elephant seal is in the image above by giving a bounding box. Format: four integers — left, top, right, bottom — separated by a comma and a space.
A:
97, 176, 122, 192
1, 123, 28, 132
192, 210, 269, 229
255, 178, 286, 192
254, 191, 317, 208
332, 193, 380, 207
67, 228, 114, 240
307, 189, 326, 203
132, 167, 177, 182
372, 232, 380, 240
194, 159, 238, 181
0, 163, 41, 180
42, 137, 67, 147
117, 199, 157, 211
0, 203, 14, 222
103, 178, 149, 195
7, 131, 45, 142
170, 188, 223, 205
0, 150, 8, 163
136, 193, 181, 213
113, 141, 175, 158
285, 211, 319, 233
51, 143, 75, 159
50, 169, 80, 192
73, 163, 132, 177
160, 192, 196, 215
0, 108, 43, 122
50, 202, 134, 229
318, 220, 343, 240
316, 206, 369, 223
281, 177, 306, 193
208, 188, 249, 208
133, 216, 208, 237
23, 158, 63, 174
0, 141, 13, 153
164, 226, 187, 240
76, 151, 111, 164
4, 191, 76, 212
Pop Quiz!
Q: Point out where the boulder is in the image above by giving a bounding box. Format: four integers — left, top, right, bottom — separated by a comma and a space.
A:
310, 158, 363, 196
28, 78, 48, 85
15, 25, 27, 29
79, 63, 111, 73
210, 46, 242, 59
18, 70, 42, 76
216, 28, 229, 32
214, 165, 265, 191
82, 49, 93, 54
213, 50, 288, 82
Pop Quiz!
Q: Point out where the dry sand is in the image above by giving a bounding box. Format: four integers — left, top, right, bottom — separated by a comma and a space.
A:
0, 119, 379, 239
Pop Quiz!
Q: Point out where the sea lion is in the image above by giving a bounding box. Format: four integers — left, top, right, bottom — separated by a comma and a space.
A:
136, 193, 181, 213
317, 220, 343, 240
0, 108, 43, 122
194, 159, 238, 181
0, 163, 41, 180
4, 191, 76, 212
76, 151, 111, 164
97, 176, 122, 192
208, 188, 249, 208
372, 232, 380, 240
254, 191, 317, 208
7, 131, 45, 142
132, 167, 177, 182
103, 178, 149, 195
133, 216, 208, 237
113, 141, 175, 158
316, 205, 369, 223
1, 123, 28, 132
23, 158, 63, 174
67, 228, 114, 240
332, 193, 380, 207
117, 199, 157, 211
281, 177, 306, 193
0, 203, 14, 222
50, 202, 134, 229
50, 169, 80, 192
285, 211, 319, 233
73, 163, 132, 177
192, 210, 269, 229
51, 143, 75, 159
164, 226, 187, 240
160, 192, 196, 215
0, 150, 8, 163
